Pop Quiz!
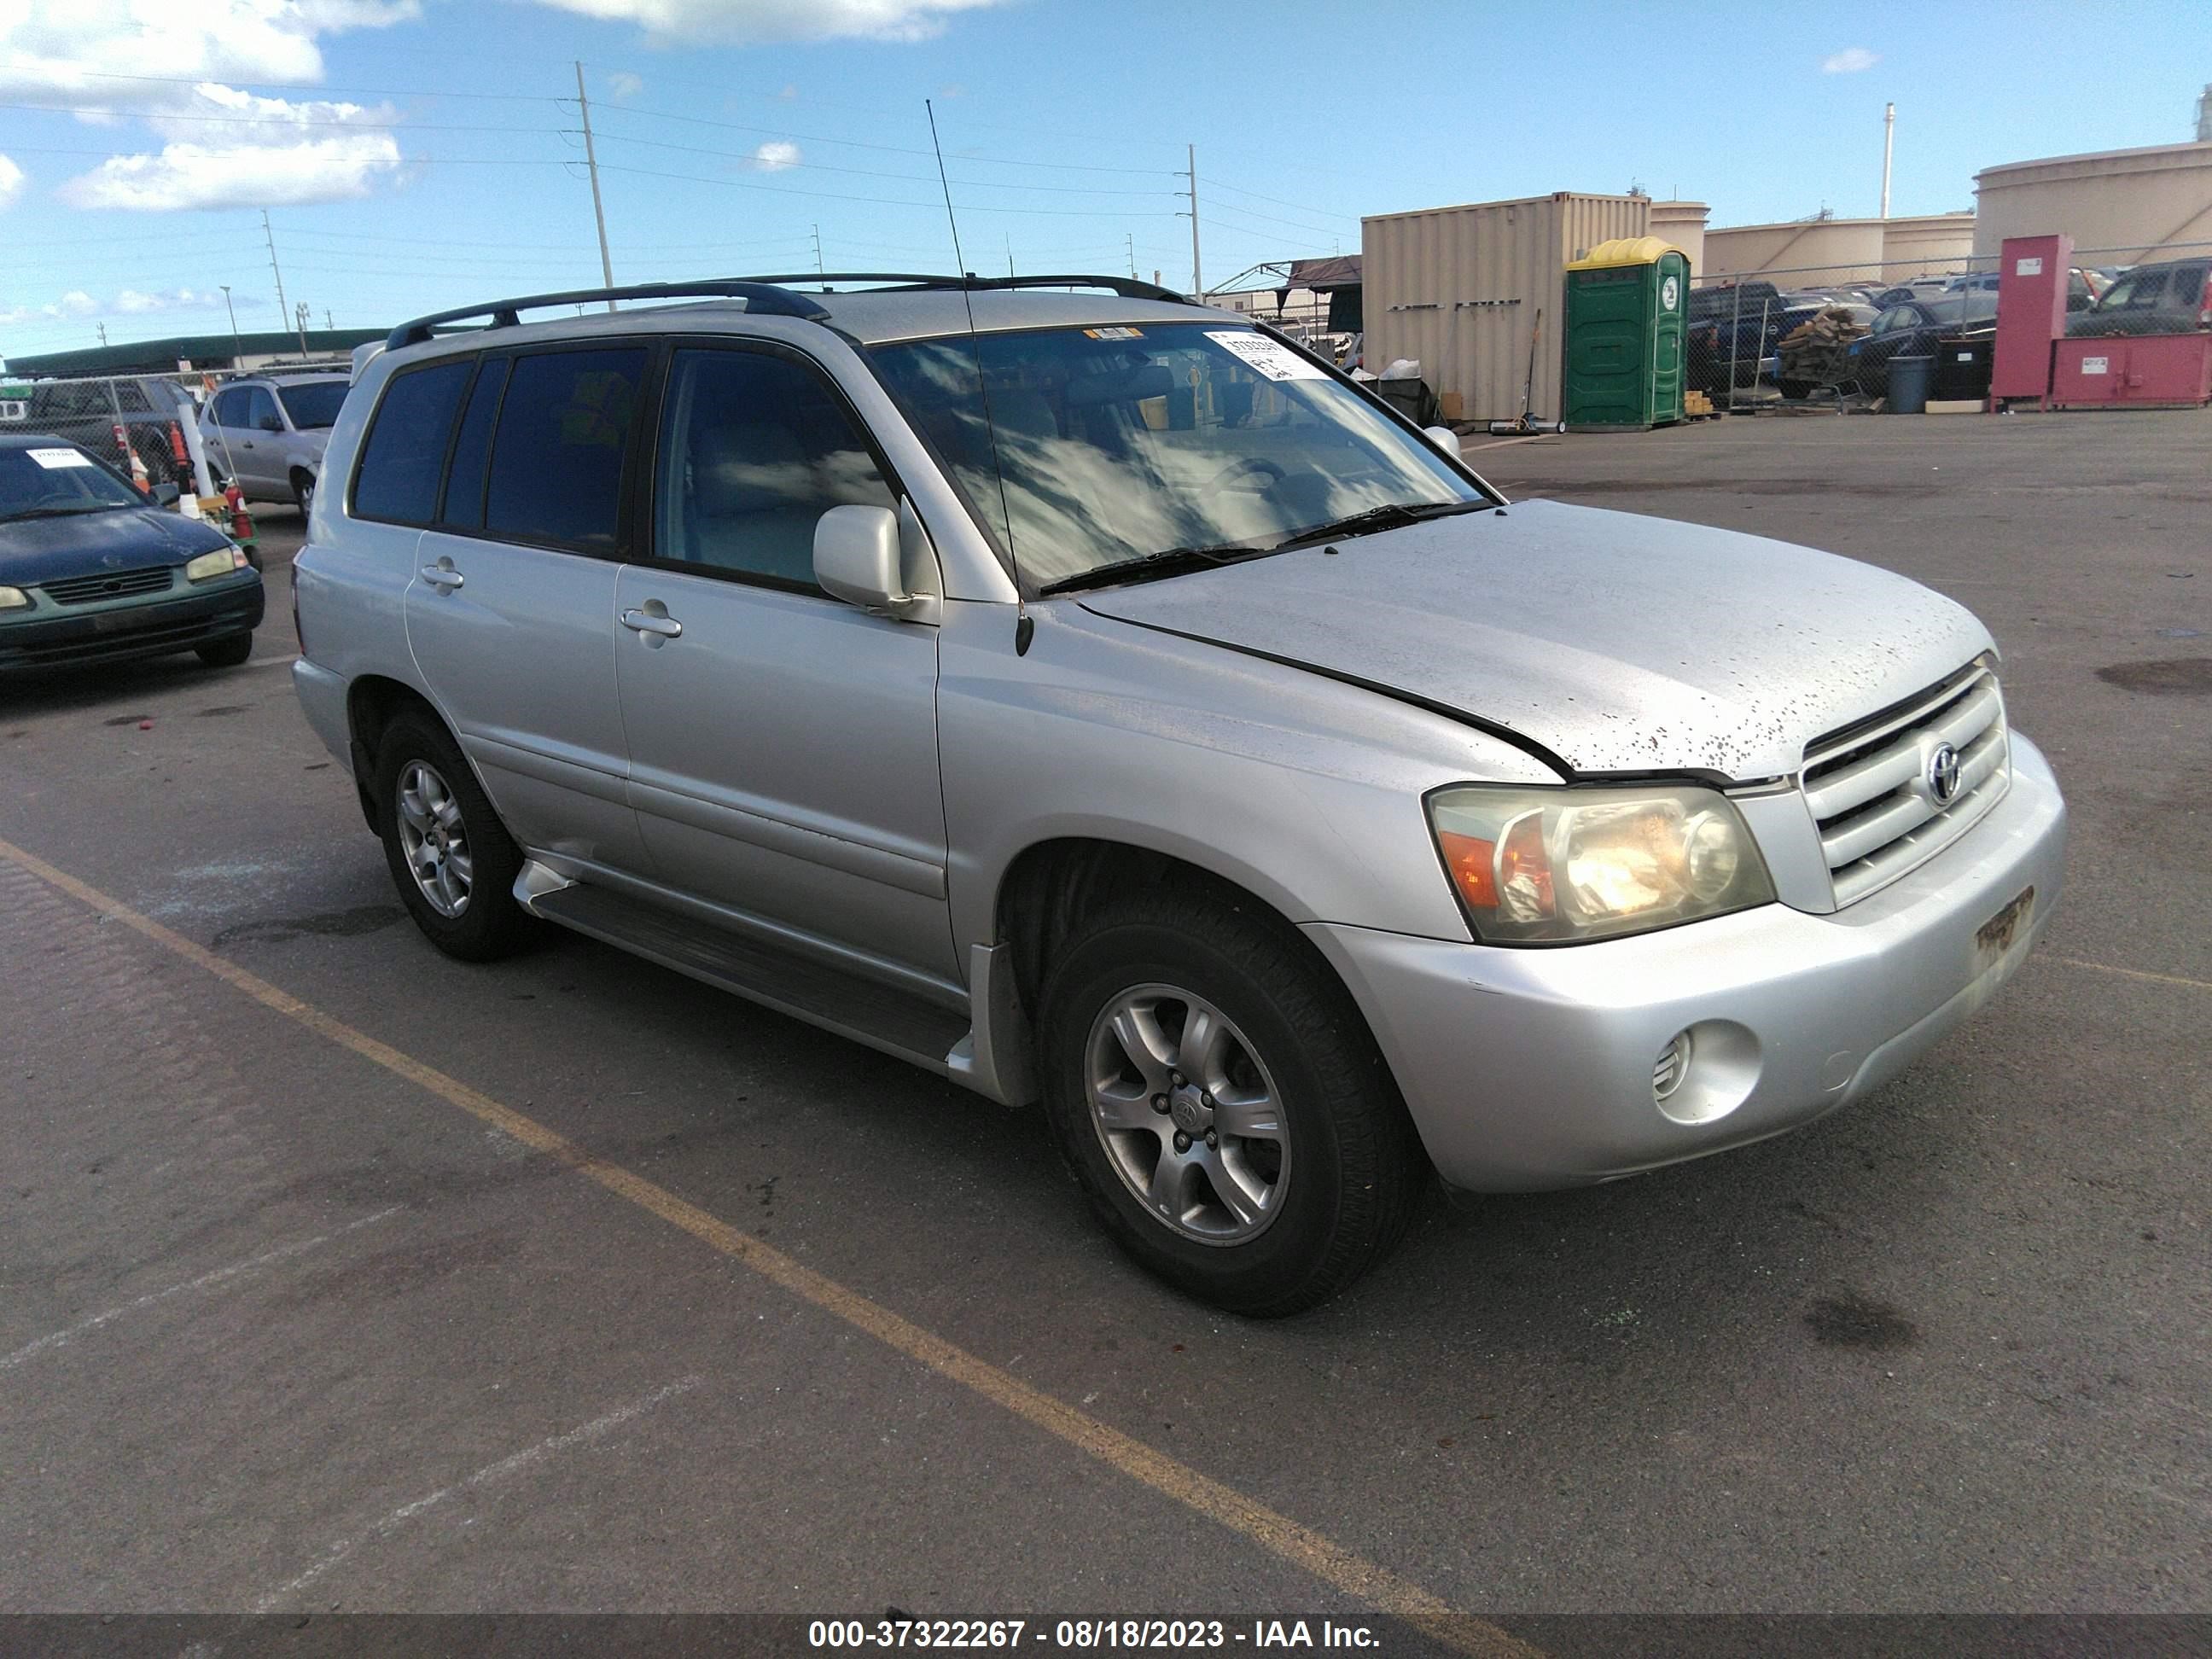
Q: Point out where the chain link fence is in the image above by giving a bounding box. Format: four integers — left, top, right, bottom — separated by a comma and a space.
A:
1683, 241, 2212, 410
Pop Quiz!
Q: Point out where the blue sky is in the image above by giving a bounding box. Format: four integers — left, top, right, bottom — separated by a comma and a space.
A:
4, 0, 2209, 362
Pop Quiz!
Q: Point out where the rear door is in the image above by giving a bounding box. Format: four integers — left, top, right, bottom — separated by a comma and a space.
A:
611, 341, 953, 981
381, 346, 656, 874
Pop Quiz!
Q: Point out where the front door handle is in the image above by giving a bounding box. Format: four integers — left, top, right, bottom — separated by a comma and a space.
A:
620, 607, 683, 640
420, 563, 464, 591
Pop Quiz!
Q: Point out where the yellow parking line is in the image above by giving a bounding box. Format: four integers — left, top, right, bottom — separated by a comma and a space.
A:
0, 834, 1534, 1659
2045, 955, 2212, 993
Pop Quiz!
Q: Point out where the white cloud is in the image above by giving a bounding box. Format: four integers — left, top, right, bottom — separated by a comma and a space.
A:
60, 133, 402, 211
0, 154, 22, 207
0, 1, 415, 107
607, 69, 643, 100
524, 0, 1007, 46
1821, 47, 1879, 73
3, 2, 416, 212
748, 140, 801, 172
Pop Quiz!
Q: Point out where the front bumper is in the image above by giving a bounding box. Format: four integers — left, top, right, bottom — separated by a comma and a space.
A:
1307, 733, 2067, 1192
0, 575, 264, 672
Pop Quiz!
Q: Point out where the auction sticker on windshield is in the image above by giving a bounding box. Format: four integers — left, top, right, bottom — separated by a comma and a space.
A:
1205, 331, 1328, 381
27, 447, 96, 469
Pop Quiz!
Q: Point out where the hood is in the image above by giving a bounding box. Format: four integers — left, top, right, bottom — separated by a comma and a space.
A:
0, 504, 233, 588
1075, 499, 1993, 782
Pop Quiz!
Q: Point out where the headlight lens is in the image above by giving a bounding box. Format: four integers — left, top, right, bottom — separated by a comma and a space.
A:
1427, 783, 1776, 944
184, 545, 250, 583
0, 585, 28, 610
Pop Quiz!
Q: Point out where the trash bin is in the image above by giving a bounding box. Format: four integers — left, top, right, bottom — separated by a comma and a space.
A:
1931, 335, 1994, 404
1887, 355, 1935, 414
1563, 237, 1690, 432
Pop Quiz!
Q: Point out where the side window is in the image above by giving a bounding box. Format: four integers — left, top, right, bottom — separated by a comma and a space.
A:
653, 347, 894, 589
209, 389, 240, 427
351, 359, 473, 526
245, 387, 283, 431
483, 347, 646, 550
2118, 271, 2169, 311
437, 357, 509, 531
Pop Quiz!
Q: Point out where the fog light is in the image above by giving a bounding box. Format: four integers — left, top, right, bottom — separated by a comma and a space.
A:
1652, 1030, 1693, 1102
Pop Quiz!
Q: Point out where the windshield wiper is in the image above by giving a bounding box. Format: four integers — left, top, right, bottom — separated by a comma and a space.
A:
1275, 498, 1490, 549
1039, 543, 1272, 596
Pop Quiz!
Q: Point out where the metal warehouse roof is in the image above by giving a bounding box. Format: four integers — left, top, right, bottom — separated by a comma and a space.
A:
3, 328, 387, 379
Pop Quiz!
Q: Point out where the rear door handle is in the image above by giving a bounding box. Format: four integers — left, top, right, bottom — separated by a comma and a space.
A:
620, 608, 683, 639
420, 564, 464, 591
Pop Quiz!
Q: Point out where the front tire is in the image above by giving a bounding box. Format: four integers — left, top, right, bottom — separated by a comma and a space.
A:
195, 632, 253, 668
291, 469, 316, 515
372, 710, 532, 961
1038, 886, 1427, 1316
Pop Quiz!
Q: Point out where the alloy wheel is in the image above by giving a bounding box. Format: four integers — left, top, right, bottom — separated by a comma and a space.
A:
1084, 983, 1289, 1245
395, 760, 473, 918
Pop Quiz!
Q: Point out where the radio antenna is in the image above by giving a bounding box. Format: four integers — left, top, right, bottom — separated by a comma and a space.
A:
926, 97, 1030, 654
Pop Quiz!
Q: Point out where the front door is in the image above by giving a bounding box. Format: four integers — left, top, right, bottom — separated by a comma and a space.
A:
390, 346, 657, 874
613, 342, 953, 983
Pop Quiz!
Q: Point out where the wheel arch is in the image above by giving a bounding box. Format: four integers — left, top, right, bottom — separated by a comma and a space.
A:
344, 673, 444, 833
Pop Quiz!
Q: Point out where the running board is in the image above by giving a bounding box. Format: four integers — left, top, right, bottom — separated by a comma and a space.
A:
523, 877, 973, 1078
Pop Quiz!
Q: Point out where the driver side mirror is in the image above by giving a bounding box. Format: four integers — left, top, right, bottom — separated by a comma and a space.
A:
150, 481, 182, 506
815, 504, 920, 616
1423, 424, 1463, 460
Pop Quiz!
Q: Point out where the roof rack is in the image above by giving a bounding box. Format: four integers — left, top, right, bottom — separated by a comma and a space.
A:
384, 279, 832, 350
385, 271, 1208, 352
737, 271, 1203, 306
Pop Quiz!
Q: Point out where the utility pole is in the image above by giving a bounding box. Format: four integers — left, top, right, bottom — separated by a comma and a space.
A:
219, 284, 242, 363
575, 61, 616, 311
1005, 232, 1014, 277
1126, 233, 1136, 278
812, 223, 825, 278
325, 308, 334, 329
1880, 102, 1895, 219
261, 211, 298, 358
294, 300, 311, 358
96, 323, 108, 346
1185, 143, 1203, 300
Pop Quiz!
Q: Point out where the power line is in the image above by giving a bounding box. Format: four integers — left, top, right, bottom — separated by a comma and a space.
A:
1206, 176, 1360, 224
40, 67, 565, 102
587, 160, 1183, 218
0, 98, 557, 132
574, 129, 1177, 198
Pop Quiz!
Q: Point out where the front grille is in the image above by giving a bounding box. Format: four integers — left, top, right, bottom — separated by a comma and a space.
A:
39, 566, 175, 605
1802, 661, 2010, 906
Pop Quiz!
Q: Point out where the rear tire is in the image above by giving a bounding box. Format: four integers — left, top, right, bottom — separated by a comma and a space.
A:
1037, 885, 1427, 1316
195, 633, 253, 668
291, 469, 316, 515
372, 709, 533, 962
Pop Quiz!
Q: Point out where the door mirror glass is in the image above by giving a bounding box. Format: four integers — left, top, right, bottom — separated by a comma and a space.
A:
150, 480, 182, 506
814, 504, 911, 613
1422, 424, 1462, 460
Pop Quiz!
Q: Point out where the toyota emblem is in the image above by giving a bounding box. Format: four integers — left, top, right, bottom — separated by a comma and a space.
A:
1926, 742, 1962, 806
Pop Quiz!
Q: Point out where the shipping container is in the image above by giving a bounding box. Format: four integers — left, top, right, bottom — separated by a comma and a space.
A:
1362, 192, 1651, 427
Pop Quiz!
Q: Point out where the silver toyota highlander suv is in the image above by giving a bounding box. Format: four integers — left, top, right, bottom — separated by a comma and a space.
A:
293, 275, 2066, 1315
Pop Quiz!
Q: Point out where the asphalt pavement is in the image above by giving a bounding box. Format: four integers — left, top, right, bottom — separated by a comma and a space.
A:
2, 410, 2206, 1640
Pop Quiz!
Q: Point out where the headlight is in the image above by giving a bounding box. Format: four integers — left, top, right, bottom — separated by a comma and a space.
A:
0, 585, 28, 610
185, 546, 251, 583
1427, 783, 1776, 944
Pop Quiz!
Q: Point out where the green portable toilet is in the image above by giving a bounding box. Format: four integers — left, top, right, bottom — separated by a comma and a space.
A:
1562, 237, 1689, 432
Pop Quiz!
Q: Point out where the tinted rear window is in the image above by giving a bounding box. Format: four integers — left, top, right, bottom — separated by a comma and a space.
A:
352, 360, 472, 525
438, 357, 509, 531
483, 347, 645, 549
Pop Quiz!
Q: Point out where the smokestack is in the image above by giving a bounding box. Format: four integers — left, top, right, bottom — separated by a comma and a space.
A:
1881, 102, 1895, 219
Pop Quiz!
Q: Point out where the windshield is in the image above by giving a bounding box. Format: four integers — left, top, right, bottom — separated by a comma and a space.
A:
868, 323, 1484, 588
276, 381, 349, 429
0, 445, 143, 521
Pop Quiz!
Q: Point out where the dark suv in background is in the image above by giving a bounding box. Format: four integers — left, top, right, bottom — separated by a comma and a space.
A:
2068, 258, 2212, 338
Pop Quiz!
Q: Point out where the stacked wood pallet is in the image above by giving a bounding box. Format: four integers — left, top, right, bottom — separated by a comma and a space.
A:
1778, 306, 1871, 390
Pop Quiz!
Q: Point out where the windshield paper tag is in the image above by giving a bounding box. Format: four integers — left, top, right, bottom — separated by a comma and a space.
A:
1205, 331, 1328, 381
1084, 326, 1144, 340
26, 447, 95, 469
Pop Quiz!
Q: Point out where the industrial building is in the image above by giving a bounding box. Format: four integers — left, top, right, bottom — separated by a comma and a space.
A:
1699, 212, 1976, 282
1972, 140, 2212, 259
